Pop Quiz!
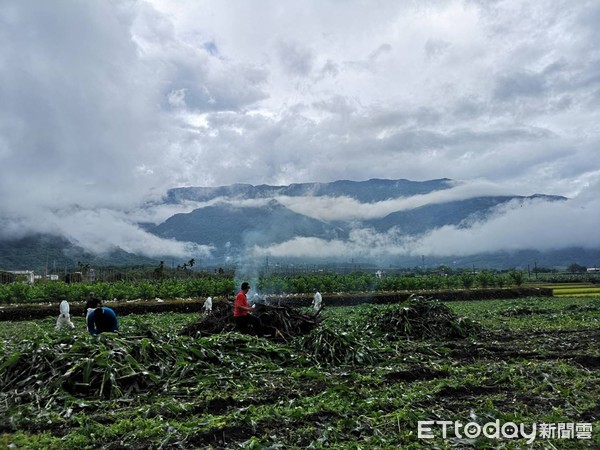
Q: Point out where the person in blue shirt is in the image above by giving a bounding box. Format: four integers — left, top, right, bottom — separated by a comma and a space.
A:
86, 298, 118, 335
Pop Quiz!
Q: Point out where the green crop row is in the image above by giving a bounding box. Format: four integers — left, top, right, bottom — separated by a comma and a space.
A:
0, 278, 236, 304
0, 271, 532, 304
257, 271, 522, 293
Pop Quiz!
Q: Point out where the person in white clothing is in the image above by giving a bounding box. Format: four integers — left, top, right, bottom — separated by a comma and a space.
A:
203, 296, 213, 316
55, 300, 75, 330
311, 289, 322, 312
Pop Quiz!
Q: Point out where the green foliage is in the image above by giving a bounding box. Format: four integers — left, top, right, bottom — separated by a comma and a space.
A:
476, 270, 494, 288
508, 270, 525, 286
460, 272, 475, 289
4, 282, 35, 303
0, 270, 564, 304
41, 280, 72, 302
0, 276, 237, 304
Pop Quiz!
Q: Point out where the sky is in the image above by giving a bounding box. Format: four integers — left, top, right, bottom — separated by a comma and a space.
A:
0, 0, 599, 261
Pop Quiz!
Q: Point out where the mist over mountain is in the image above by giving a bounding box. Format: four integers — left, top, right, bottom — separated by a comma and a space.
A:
152, 200, 346, 262
364, 194, 565, 234
149, 180, 574, 267
1, 178, 597, 272
0, 234, 157, 273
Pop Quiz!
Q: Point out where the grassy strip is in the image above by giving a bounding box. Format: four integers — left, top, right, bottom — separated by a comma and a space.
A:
554, 288, 600, 295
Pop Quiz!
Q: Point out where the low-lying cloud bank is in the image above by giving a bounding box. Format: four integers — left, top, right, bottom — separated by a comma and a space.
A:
274, 180, 520, 221
249, 187, 600, 260
0, 207, 213, 260
0, 178, 597, 263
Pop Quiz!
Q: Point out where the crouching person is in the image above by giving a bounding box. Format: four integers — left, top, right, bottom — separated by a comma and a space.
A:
87, 298, 119, 335
55, 300, 75, 330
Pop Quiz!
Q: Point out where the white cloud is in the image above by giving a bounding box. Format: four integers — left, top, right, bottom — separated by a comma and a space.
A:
412, 195, 600, 256
0, 0, 599, 261
249, 183, 600, 260
273, 180, 514, 221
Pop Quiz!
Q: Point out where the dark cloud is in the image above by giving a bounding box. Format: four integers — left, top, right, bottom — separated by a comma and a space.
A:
0, 0, 159, 209
494, 71, 548, 100
368, 43, 392, 61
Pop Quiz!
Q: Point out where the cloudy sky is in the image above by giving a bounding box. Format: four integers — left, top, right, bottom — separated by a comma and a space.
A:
0, 0, 598, 260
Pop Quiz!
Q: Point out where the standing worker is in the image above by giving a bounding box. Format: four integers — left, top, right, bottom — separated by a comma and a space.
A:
203, 296, 213, 316
87, 298, 119, 335
234, 282, 262, 336
312, 288, 322, 312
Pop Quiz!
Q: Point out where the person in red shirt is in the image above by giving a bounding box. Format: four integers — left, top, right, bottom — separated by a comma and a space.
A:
234, 282, 263, 336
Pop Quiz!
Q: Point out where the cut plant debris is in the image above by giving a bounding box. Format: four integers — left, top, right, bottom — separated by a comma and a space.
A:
368, 295, 480, 339
180, 300, 321, 340
0, 295, 598, 449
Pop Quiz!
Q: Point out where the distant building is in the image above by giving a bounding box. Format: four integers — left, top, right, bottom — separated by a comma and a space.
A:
8, 270, 35, 284
587, 268, 600, 273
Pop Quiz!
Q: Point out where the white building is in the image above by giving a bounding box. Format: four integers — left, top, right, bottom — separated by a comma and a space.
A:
8, 270, 35, 284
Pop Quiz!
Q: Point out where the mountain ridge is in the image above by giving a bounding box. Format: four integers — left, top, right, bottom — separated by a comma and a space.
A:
0, 178, 591, 271
164, 178, 456, 203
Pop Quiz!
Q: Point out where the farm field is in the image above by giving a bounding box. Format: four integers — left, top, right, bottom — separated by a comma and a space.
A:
528, 282, 600, 298
0, 295, 598, 449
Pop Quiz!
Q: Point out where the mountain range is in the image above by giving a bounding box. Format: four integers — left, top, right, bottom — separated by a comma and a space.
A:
2, 178, 597, 272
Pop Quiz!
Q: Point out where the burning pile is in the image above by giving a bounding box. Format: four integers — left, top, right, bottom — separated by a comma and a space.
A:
369, 295, 479, 339
180, 300, 321, 340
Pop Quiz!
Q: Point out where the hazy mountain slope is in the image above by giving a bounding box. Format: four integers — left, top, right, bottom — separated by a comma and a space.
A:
151, 200, 345, 249
0, 178, 588, 270
0, 234, 157, 273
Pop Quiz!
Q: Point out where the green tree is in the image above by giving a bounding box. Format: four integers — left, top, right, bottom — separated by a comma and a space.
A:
508, 270, 525, 286
460, 272, 475, 289
567, 263, 587, 273
476, 271, 493, 288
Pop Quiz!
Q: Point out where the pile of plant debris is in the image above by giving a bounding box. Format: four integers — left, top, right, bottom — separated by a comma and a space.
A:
180, 301, 236, 336
180, 301, 321, 340
0, 332, 300, 404
368, 295, 480, 339
295, 325, 379, 366
0, 334, 173, 400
